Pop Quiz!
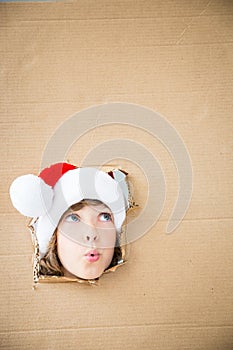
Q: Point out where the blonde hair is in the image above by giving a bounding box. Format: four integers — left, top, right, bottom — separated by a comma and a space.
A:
39, 199, 123, 277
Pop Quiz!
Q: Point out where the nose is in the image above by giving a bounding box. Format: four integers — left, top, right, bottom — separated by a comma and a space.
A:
84, 226, 99, 242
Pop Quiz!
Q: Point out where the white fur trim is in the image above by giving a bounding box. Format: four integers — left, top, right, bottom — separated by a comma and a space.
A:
112, 170, 129, 209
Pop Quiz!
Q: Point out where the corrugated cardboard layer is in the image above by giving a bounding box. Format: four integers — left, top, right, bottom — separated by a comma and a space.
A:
1, 220, 233, 331
1, 0, 231, 22
1, 1, 233, 349
1, 46, 233, 101
1, 118, 233, 221
1, 327, 233, 350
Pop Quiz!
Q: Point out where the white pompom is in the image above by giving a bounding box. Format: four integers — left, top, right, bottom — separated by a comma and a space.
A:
9, 174, 54, 217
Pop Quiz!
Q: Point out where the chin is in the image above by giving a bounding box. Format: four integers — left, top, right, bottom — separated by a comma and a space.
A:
67, 267, 103, 280
79, 271, 103, 280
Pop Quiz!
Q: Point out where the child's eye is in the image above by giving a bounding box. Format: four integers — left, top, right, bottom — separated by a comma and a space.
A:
99, 212, 112, 222
65, 214, 80, 223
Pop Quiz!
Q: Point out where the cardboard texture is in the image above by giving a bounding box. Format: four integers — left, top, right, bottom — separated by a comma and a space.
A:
1, 1, 233, 349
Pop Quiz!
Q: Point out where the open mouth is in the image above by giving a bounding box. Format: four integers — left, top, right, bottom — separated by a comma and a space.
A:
85, 250, 100, 262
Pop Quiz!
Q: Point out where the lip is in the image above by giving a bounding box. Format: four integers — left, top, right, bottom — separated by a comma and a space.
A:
85, 250, 100, 263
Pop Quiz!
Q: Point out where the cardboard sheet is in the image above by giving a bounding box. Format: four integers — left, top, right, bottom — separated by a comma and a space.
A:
1, 1, 233, 349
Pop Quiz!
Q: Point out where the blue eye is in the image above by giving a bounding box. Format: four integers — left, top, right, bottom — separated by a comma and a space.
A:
65, 214, 80, 223
99, 212, 112, 222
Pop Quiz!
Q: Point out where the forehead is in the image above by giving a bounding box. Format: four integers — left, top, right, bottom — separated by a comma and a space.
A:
71, 203, 112, 214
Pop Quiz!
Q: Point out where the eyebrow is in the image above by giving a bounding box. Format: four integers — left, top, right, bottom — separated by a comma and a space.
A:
97, 207, 111, 213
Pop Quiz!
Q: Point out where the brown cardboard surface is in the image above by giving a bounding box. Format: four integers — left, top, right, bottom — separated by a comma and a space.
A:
1, 220, 233, 330
1, 1, 233, 349
0, 0, 224, 22
1, 327, 233, 350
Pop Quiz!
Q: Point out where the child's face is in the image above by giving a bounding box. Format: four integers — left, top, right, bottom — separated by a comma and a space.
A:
57, 203, 117, 280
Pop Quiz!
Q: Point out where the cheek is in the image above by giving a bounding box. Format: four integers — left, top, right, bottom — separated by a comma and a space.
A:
57, 232, 83, 263
103, 247, 115, 265
58, 221, 84, 245
57, 234, 70, 265
99, 227, 117, 248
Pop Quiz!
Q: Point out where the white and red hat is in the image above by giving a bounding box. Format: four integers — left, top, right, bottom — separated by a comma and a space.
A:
10, 163, 129, 257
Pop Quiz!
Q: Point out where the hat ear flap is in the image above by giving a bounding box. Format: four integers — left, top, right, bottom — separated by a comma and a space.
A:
10, 174, 54, 217
112, 169, 130, 209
